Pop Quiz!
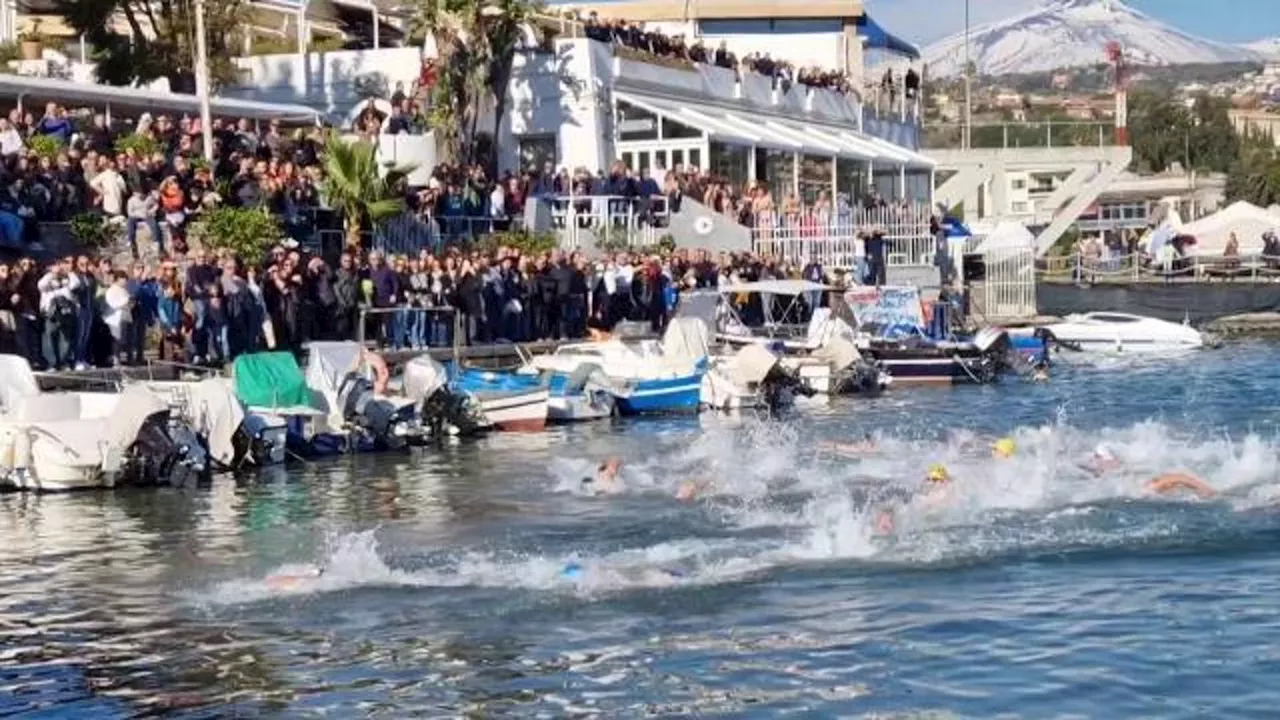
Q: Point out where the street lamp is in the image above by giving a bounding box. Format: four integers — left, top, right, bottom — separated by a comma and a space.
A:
195, 0, 214, 163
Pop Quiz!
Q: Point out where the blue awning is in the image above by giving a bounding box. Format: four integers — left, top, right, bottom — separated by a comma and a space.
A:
857, 14, 920, 60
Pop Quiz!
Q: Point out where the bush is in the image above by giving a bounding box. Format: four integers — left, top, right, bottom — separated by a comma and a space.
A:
27, 134, 62, 160
191, 206, 283, 266
476, 229, 559, 257
69, 213, 121, 250
114, 132, 162, 158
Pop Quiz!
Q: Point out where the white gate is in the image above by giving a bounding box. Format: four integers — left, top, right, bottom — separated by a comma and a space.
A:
983, 245, 1037, 319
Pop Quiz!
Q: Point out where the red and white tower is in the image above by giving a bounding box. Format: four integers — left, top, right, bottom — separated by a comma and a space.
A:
1106, 40, 1129, 146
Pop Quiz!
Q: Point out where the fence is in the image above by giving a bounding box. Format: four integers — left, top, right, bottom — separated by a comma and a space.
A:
980, 245, 1038, 319
547, 194, 671, 251
749, 204, 936, 269
923, 121, 1115, 150
1040, 251, 1280, 283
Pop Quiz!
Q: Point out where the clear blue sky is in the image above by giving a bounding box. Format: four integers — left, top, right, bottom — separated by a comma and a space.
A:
863, 0, 1280, 45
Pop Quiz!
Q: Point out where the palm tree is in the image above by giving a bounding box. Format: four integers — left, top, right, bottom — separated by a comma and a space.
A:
320, 133, 415, 249
411, 0, 542, 165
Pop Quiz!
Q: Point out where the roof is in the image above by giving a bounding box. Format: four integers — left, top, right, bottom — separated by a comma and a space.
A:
0, 74, 324, 123
561, 0, 863, 22
615, 90, 934, 168
856, 14, 919, 60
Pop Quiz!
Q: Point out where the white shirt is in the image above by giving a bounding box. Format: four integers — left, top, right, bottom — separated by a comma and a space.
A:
90, 169, 128, 216
0, 129, 23, 156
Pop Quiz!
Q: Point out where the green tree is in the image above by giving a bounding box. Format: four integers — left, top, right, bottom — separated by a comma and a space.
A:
1225, 133, 1280, 207
1127, 92, 1239, 174
320, 133, 415, 248
53, 0, 244, 91
411, 0, 542, 166
192, 206, 283, 266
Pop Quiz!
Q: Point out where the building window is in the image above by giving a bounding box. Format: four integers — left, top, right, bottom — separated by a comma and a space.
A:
1011, 201, 1028, 213
517, 135, 557, 173
1011, 178, 1026, 190
617, 101, 659, 142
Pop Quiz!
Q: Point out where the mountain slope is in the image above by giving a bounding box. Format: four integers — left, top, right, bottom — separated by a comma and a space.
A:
923, 0, 1262, 78
1243, 38, 1280, 60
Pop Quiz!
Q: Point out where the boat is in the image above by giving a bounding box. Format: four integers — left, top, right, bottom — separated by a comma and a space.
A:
232, 343, 429, 455
0, 355, 210, 491
1011, 312, 1205, 354
453, 363, 610, 424
712, 281, 891, 395
448, 366, 551, 431
136, 376, 289, 468
521, 327, 708, 415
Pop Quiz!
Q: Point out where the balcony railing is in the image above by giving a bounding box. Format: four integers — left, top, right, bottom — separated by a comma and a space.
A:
750, 205, 936, 269
923, 121, 1116, 150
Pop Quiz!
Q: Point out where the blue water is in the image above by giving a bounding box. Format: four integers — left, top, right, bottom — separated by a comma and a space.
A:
4, 342, 1280, 716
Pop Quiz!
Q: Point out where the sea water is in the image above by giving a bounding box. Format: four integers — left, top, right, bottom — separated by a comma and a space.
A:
3, 341, 1280, 716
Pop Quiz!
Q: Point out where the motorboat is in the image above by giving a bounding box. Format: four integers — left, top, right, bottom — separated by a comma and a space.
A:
711, 282, 891, 395
448, 366, 551, 432
453, 363, 612, 424
1011, 312, 1205, 354
136, 377, 288, 468
232, 343, 430, 455
0, 355, 210, 490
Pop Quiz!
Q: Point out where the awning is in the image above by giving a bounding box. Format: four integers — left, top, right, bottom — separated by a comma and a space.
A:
0, 74, 324, 123
857, 14, 920, 59
615, 90, 927, 166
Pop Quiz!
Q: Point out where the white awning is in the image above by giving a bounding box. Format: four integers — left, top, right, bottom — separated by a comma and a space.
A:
615, 90, 931, 167
0, 74, 324, 123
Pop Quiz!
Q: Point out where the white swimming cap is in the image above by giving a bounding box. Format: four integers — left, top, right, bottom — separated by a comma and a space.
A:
1094, 443, 1115, 460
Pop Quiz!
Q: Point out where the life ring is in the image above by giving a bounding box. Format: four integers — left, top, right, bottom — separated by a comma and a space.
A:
362, 349, 390, 395
694, 216, 714, 236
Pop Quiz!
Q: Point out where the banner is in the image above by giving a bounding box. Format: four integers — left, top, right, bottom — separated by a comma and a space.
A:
843, 286, 925, 328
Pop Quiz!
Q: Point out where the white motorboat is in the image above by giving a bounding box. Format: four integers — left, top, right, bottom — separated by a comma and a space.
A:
142, 377, 289, 467
1016, 312, 1205, 354
0, 356, 209, 491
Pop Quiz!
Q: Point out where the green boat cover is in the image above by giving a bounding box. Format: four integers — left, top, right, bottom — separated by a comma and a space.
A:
233, 352, 315, 409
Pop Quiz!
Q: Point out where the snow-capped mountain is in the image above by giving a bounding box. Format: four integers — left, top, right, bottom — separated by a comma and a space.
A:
923, 0, 1263, 77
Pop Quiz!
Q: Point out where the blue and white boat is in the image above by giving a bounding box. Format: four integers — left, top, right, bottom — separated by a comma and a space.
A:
520, 327, 708, 416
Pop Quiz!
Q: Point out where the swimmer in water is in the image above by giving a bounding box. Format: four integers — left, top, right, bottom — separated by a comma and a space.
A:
581, 456, 625, 495
873, 463, 953, 535
265, 565, 324, 591
992, 437, 1017, 459
1032, 362, 1049, 382
1144, 472, 1217, 499
821, 433, 878, 456
1080, 443, 1125, 476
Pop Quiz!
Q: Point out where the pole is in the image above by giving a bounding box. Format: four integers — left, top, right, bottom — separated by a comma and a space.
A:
194, 0, 214, 163
963, 0, 971, 150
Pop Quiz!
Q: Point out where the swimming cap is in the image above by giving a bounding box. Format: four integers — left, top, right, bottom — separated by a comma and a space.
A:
560, 562, 583, 579
1094, 443, 1115, 461
993, 437, 1017, 457
926, 463, 949, 482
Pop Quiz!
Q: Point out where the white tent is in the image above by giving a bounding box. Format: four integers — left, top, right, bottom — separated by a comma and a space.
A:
1178, 201, 1280, 256
972, 221, 1034, 253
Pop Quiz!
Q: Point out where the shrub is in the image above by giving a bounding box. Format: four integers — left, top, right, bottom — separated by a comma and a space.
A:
191, 206, 284, 266
27, 134, 62, 160
69, 213, 121, 250
114, 132, 162, 158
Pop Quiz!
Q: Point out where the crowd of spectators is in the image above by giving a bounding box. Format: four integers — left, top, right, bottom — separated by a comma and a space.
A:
0, 237, 862, 371
578, 11, 859, 96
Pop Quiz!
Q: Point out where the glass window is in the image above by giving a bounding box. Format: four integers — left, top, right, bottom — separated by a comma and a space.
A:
711, 142, 751, 194
698, 19, 773, 35
660, 116, 703, 140
638, 152, 651, 173
621, 152, 634, 170
689, 148, 701, 171
617, 101, 659, 142
655, 150, 667, 171
672, 149, 685, 168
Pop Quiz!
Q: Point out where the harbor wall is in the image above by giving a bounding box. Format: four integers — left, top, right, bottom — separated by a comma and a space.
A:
1037, 282, 1280, 324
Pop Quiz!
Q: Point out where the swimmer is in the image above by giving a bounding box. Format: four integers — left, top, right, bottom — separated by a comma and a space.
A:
265, 565, 324, 591
581, 456, 625, 495
1080, 443, 1124, 476
821, 433, 878, 456
992, 437, 1017, 459
559, 561, 685, 582
1145, 472, 1217, 499
1032, 363, 1049, 382
873, 463, 953, 535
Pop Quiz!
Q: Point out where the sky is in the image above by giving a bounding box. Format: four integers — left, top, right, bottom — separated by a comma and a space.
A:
863, 0, 1280, 46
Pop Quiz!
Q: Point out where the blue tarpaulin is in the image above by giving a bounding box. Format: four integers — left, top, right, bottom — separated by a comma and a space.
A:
942, 215, 971, 238
856, 15, 920, 60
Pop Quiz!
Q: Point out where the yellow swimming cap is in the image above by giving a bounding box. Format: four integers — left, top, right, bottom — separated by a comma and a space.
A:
926, 464, 950, 482
993, 437, 1016, 458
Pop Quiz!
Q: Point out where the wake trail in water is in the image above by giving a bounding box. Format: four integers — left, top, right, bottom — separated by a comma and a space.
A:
197, 418, 1280, 606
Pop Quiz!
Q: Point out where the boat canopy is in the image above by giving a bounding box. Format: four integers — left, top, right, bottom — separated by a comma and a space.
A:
233, 351, 316, 410
719, 279, 833, 295
0, 354, 40, 413
306, 341, 366, 398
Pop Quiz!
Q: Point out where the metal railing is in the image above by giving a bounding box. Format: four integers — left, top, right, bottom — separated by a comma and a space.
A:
1041, 251, 1280, 283
923, 121, 1116, 150
749, 205, 936, 269
547, 194, 671, 250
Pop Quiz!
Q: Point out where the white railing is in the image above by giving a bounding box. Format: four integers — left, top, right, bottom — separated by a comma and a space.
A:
1041, 251, 1280, 282
546, 194, 671, 250
750, 205, 935, 269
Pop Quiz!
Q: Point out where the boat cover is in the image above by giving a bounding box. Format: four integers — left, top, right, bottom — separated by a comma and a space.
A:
103, 384, 170, 450
728, 344, 781, 387
233, 352, 315, 410
185, 378, 247, 466
661, 317, 711, 367
404, 355, 450, 402
0, 354, 40, 413
811, 316, 863, 373
306, 341, 365, 398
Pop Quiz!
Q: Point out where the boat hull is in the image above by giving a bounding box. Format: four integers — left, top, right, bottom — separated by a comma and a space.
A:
547, 392, 614, 422
872, 355, 996, 385
614, 376, 703, 415
475, 389, 550, 432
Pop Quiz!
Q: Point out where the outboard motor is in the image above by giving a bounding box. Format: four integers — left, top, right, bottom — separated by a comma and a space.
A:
336, 372, 421, 448
402, 355, 485, 439
127, 411, 210, 486
759, 364, 816, 414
